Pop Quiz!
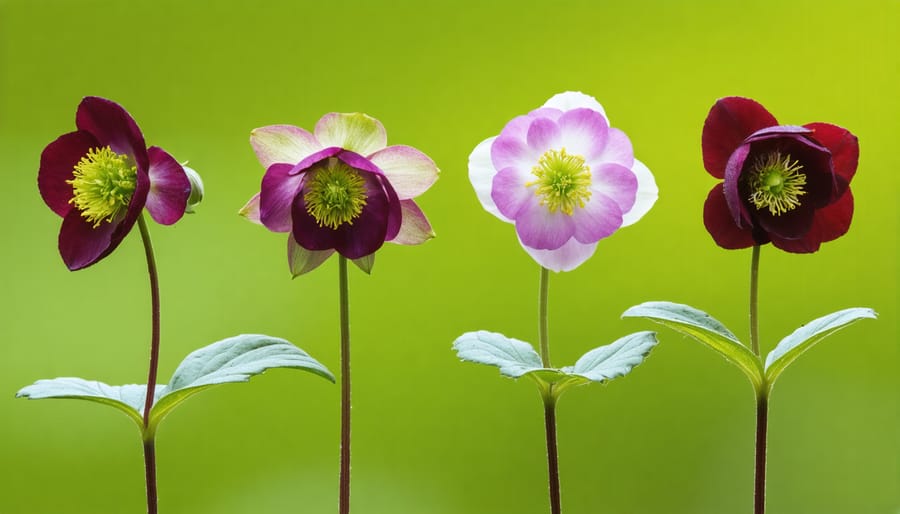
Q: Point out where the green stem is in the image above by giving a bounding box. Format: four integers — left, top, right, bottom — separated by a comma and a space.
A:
338, 257, 351, 514
755, 391, 769, 514
137, 214, 160, 514
749, 245, 761, 356
538, 267, 551, 368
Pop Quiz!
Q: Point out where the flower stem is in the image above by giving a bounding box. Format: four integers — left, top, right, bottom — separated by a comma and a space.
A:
538, 267, 551, 368
338, 256, 351, 514
137, 214, 160, 514
543, 395, 561, 514
749, 245, 761, 356
755, 391, 769, 514
537, 266, 561, 514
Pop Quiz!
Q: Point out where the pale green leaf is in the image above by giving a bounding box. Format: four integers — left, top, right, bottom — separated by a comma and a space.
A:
150, 334, 334, 431
764, 307, 876, 388
16, 378, 164, 427
623, 301, 763, 391
563, 331, 658, 382
452, 331, 544, 378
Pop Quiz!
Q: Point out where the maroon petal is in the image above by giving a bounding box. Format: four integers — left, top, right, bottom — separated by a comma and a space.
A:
145, 146, 190, 225
755, 201, 816, 240
378, 176, 402, 242
75, 97, 149, 173
260, 163, 304, 233
703, 183, 757, 249
804, 122, 859, 183
771, 189, 854, 253
722, 143, 754, 228
58, 210, 120, 270
38, 130, 98, 217
702, 97, 778, 179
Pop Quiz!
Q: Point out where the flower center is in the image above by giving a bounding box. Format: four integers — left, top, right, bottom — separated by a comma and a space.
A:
527, 148, 592, 215
67, 146, 137, 227
747, 151, 807, 216
304, 161, 368, 229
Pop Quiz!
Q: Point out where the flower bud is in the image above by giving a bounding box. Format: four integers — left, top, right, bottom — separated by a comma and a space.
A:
183, 165, 204, 213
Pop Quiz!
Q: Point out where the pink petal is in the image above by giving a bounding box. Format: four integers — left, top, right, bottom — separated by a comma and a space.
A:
514, 199, 575, 250
239, 193, 263, 225
557, 108, 610, 160
571, 193, 623, 244
260, 163, 303, 233
491, 133, 535, 172
588, 128, 634, 168
526, 118, 562, 154
250, 125, 322, 168
38, 130, 98, 217
391, 200, 434, 245
521, 237, 598, 272
590, 163, 638, 214
145, 146, 190, 225
468, 136, 508, 221
702, 97, 778, 179
288, 235, 334, 276
368, 145, 439, 200
491, 167, 534, 220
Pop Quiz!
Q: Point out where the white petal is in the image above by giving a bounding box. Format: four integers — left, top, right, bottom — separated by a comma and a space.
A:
542, 92, 608, 121
468, 136, 510, 222
314, 113, 387, 155
620, 158, 658, 227
250, 125, 322, 168
391, 200, 435, 245
520, 237, 598, 272
368, 145, 439, 200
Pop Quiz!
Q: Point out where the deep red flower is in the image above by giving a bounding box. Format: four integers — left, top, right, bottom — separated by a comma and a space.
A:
701, 97, 858, 253
38, 97, 192, 270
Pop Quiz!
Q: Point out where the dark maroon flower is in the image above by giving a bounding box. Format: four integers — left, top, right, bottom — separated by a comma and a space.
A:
701, 97, 858, 253
38, 97, 193, 270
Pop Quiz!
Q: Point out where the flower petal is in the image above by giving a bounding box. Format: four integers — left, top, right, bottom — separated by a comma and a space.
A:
571, 193, 623, 244
75, 96, 149, 172
541, 91, 608, 122
526, 118, 562, 154
314, 113, 387, 155
722, 143, 754, 228
589, 128, 634, 168
58, 210, 120, 270
288, 235, 334, 276
491, 131, 536, 172
468, 136, 508, 221
621, 158, 658, 227
145, 146, 190, 225
239, 193, 263, 225
557, 108, 611, 161
755, 202, 816, 240
368, 145, 439, 200
702, 97, 778, 179
260, 163, 304, 233
250, 125, 322, 168
521, 237, 598, 272
770, 190, 853, 253
38, 130, 98, 217
492, 167, 534, 220
804, 122, 859, 183
514, 199, 575, 250
703, 183, 757, 249
391, 200, 434, 245
591, 163, 638, 214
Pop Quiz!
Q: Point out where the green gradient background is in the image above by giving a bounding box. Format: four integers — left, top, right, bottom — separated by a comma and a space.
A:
1, 1, 896, 513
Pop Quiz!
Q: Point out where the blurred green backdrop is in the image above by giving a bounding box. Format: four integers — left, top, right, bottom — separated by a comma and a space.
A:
1, 0, 896, 513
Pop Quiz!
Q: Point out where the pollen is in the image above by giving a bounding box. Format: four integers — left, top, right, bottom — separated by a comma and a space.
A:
747, 151, 807, 216
526, 148, 592, 215
67, 146, 137, 227
304, 161, 368, 229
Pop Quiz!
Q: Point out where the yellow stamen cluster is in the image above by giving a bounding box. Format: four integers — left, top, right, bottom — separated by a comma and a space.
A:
747, 151, 807, 216
304, 161, 368, 229
67, 146, 137, 227
526, 148, 592, 215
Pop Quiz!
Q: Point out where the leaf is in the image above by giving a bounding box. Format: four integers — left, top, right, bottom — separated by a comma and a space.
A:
764, 307, 876, 388
564, 331, 658, 382
623, 301, 764, 391
452, 331, 544, 378
16, 378, 165, 428
150, 334, 335, 431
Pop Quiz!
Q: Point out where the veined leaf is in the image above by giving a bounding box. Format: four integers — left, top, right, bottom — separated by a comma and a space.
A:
764, 307, 876, 389
452, 331, 544, 378
623, 301, 763, 391
16, 378, 164, 427
564, 331, 658, 382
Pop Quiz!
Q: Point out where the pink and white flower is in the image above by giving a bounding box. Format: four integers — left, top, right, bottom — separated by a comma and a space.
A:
468, 92, 658, 271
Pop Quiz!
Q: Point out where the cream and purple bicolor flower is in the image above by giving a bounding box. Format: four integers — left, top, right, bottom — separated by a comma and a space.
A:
241, 113, 438, 275
38, 97, 194, 271
469, 92, 658, 272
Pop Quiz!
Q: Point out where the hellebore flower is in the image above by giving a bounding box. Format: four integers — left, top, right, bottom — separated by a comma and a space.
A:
702, 96, 858, 253
38, 96, 194, 270
240, 113, 438, 275
468, 91, 658, 272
